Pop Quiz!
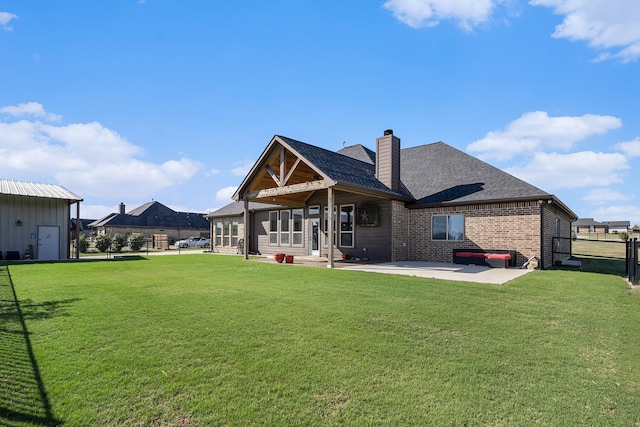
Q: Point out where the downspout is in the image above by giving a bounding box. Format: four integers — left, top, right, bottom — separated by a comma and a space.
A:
540, 201, 545, 270
243, 198, 249, 260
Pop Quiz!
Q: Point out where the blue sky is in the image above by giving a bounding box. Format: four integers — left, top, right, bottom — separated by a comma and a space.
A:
1, 1, 639, 226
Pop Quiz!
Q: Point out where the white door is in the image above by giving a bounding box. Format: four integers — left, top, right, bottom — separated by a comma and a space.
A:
310, 219, 320, 256
38, 226, 60, 260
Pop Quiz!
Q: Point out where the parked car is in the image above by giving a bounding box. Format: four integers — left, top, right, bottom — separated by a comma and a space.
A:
175, 237, 210, 248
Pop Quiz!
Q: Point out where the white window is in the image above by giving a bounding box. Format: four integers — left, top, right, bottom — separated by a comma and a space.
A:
308, 205, 320, 215
280, 210, 290, 245
340, 205, 354, 247
432, 215, 464, 241
292, 209, 303, 246
324, 206, 337, 247
231, 221, 239, 247
269, 211, 278, 245
215, 222, 222, 246
223, 221, 230, 246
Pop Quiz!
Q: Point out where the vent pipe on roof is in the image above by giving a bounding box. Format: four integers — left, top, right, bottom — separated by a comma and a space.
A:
376, 129, 401, 192
119, 202, 125, 215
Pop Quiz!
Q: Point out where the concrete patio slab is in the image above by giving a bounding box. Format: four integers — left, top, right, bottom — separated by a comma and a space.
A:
338, 260, 533, 284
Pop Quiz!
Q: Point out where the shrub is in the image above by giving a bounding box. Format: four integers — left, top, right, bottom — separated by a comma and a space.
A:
128, 233, 146, 251
95, 234, 113, 252
112, 234, 127, 253
618, 232, 629, 242
78, 236, 90, 253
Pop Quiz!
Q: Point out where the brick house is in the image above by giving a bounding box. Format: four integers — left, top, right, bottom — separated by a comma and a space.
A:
90, 201, 210, 245
207, 130, 576, 269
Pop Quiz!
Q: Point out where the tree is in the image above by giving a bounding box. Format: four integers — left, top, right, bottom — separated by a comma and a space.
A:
112, 234, 127, 252
78, 235, 90, 253
95, 234, 112, 252
128, 233, 146, 251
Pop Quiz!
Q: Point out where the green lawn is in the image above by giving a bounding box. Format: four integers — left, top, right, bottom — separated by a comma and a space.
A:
1, 255, 639, 426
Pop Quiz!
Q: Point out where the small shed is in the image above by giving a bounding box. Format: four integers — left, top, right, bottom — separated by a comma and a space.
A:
0, 179, 83, 260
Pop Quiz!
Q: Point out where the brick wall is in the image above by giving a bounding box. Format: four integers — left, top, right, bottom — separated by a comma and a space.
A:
401, 201, 544, 266
390, 200, 409, 261
541, 203, 573, 268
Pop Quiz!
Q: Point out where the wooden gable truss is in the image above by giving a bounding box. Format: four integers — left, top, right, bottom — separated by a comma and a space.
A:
234, 136, 338, 266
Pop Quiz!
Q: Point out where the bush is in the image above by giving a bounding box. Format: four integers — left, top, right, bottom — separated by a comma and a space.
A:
78, 236, 90, 253
112, 234, 127, 253
618, 232, 629, 242
95, 234, 113, 252
128, 233, 146, 251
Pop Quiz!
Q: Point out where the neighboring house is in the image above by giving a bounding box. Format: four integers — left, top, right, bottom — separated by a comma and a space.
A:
207, 130, 577, 269
70, 218, 96, 241
602, 221, 630, 234
0, 179, 83, 260
572, 218, 607, 235
90, 201, 210, 245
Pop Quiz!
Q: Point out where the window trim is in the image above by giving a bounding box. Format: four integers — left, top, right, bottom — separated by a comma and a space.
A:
269, 211, 279, 246
432, 214, 465, 241
339, 204, 355, 248
292, 208, 304, 247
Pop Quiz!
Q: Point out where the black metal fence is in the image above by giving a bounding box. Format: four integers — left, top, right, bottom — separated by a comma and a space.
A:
627, 238, 639, 286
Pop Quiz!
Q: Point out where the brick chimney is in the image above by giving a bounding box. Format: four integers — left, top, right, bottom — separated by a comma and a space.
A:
376, 129, 401, 191
119, 202, 126, 215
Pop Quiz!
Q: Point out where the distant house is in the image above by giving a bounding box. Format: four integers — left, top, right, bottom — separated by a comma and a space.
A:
90, 201, 210, 245
572, 218, 630, 235
572, 218, 607, 235
0, 179, 82, 260
207, 130, 577, 268
602, 221, 630, 234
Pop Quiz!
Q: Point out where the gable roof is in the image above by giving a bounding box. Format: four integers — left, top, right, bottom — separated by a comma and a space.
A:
90, 201, 209, 229
0, 179, 82, 201
233, 135, 413, 204
401, 142, 551, 206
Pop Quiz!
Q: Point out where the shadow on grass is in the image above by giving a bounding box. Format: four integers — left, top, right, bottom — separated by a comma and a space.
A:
0, 266, 64, 426
0, 255, 149, 267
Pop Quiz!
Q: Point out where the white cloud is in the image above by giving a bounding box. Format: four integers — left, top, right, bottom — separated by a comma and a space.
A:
530, 0, 640, 62
614, 137, 640, 158
582, 188, 629, 205
468, 111, 621, 161
505, 151, 628, 190
0, 102, 62, 121
0, 103, 202, 200
383, 0, 499, 31
215, 186, 237, 202
0, 11, 18, 31
230, 160, 254, 177
590, 204, 640, 227
206, 168, 221, 177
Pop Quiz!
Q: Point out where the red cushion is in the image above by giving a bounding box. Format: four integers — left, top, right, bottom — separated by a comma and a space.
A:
472, 253, 488, 258
456, 252, 474, 257
487, 253, 511, 260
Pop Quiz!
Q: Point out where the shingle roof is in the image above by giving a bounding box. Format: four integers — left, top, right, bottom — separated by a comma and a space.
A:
278, 136, 412, 199
0, 179, 82, 201
90, 201, 209, 229
572, 218, 602, 226
400, 142, 550, 206
337, 144, 376, 165
206, 201, 282, 218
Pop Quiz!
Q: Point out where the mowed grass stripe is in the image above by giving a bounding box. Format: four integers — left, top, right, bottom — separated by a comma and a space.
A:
4, 255, 640, 426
